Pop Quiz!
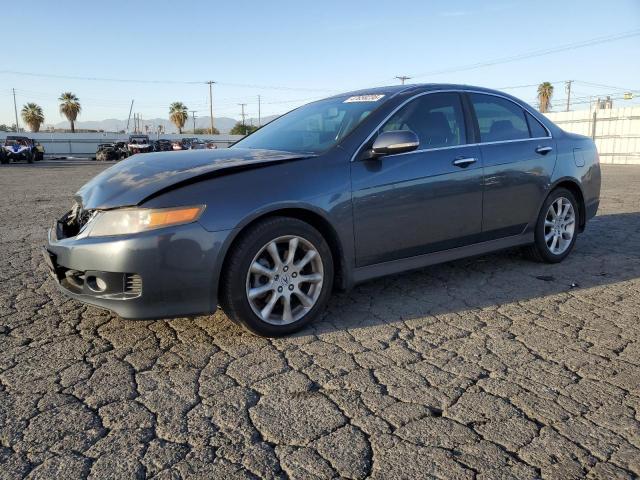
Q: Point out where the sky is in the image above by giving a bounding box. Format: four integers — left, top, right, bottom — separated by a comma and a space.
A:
2, 0, 639, 129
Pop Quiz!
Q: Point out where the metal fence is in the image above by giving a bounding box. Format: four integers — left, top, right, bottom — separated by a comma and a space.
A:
0, 132, 244, 157
545, 106, 640, 165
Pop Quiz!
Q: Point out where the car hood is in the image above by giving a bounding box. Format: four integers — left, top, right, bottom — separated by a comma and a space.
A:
75, 148, 312, 209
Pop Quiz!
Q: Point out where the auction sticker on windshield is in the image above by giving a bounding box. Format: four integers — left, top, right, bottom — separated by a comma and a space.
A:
344, 94, 385, 103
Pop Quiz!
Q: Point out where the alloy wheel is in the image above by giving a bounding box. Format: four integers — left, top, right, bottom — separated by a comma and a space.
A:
544, 197, 576, 255
245, 235, 324, 325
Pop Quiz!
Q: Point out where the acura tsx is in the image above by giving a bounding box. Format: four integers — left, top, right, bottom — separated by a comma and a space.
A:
44, 84, 601, 336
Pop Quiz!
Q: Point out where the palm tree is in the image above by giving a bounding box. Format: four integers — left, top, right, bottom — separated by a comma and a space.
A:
21, 103, 45, 132
537, 82, 554, 113
59, 92, 81, 132
169, 102, 189, 134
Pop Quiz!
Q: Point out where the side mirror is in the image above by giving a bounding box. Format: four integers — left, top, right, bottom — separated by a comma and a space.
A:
371, 130, 419, 157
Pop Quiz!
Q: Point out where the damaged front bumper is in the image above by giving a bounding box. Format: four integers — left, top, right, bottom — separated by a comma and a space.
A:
44, 214, 231, 320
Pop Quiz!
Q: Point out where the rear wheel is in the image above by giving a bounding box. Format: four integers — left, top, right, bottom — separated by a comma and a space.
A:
220, 217, 334, 336
26, 152, 34, 164
526, 188, 579, 263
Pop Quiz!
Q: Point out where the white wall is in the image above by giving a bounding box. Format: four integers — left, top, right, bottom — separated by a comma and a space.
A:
0, 132, 244, 157
545, 106, 640, 165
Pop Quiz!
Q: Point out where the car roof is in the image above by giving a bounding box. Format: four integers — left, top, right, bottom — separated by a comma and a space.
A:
327, 83, 523, 101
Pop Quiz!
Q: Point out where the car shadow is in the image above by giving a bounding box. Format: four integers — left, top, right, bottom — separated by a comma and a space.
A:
306, 211, 640, 336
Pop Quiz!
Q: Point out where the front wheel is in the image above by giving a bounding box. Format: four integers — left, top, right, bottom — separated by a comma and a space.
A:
526, 188, 579, 263
220, 217, 334, 336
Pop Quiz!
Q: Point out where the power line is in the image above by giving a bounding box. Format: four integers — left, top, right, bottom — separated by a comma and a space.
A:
0, 69, 337, 92
238, 104, 247, 127
406, 29, 640, 80
573, 80, 640, 93
206, 81, 216, 134
395, 76, 411, 85
12, 88, 20, 132
189, 110, 197, 133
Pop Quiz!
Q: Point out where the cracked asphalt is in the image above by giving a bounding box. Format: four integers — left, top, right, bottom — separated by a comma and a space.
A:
1, 160, 639, 479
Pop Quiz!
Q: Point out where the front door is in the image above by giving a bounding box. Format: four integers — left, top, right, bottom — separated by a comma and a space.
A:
351, 92, 484, 267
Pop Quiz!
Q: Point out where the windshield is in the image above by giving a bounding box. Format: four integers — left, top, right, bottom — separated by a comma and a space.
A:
232, 94, 386, 154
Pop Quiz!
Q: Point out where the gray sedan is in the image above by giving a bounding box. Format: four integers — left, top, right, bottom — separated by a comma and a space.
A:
44, 84, 601, 336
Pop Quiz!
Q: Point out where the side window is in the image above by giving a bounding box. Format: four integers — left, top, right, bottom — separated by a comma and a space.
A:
381, 93, 466, 149
470, 93, 529, 142
525, 111, 549, 138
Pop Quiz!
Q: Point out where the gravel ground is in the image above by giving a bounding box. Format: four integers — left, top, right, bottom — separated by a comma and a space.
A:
1, 160, 639, 479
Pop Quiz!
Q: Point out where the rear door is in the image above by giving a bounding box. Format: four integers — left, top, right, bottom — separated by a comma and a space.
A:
351, 92, 484, 266
467, 93, 556, 239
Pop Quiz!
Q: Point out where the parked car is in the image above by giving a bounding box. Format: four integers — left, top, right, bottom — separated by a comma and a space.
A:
157, 139, 173, 151
189, 140, 206, 150
2, 136, 37, 163
127, 135, 152, 155
114, 142, 129, 158
171, 138, 197, 151
96, 143, 122, 161
44, 84, 601, 336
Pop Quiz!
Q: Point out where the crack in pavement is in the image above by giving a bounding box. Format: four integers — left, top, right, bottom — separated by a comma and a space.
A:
0, 163, 639, 479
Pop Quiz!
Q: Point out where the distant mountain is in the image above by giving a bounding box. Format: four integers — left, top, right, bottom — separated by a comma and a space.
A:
52, 114, 279, 134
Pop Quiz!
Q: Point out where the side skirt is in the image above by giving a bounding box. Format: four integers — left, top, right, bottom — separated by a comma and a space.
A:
351, 233, 534, 285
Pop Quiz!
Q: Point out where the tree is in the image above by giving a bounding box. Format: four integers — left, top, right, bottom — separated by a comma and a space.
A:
537, 82, 554, 113
230, 122, 258, 136
59, 92, 81, 132
0, 124, 16, 132
169, 102, 189, 134
21, 103, 45, 132
193, 127, 220, 135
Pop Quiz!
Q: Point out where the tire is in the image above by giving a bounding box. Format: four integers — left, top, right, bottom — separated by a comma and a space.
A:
526, 188, 579, 263
0, 155, 8, 165
220, 217, 334, 337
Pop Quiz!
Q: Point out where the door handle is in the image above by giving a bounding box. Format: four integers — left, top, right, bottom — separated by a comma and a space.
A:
452, 157, 476, 168
535, 146, 553, 155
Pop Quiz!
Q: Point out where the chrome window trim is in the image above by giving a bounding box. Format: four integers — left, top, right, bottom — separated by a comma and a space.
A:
350, 88, 553, 162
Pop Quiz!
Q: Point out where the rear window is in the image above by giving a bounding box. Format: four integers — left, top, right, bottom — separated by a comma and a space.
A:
470, 93, 529, 142
525, 111, 549, 138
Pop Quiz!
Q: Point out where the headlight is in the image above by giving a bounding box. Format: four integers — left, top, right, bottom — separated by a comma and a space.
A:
85, 205, 205, 237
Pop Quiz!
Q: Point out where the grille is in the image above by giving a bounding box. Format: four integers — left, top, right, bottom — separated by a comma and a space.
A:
124, 274, 143, 295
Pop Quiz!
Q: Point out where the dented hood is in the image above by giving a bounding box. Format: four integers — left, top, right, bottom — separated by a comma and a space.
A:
75, 148, 310, 209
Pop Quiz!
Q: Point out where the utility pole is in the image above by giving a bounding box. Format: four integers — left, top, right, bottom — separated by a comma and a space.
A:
12, 88, 20, 132
206, 80, 216, 134
238, 103, 247, 128
565, 80, 573, 112
190, 110, 197, 133
258, 95, 261, 127
395, 76, 411, 85
126, 100, 134, 133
